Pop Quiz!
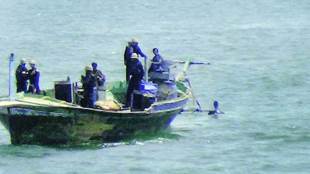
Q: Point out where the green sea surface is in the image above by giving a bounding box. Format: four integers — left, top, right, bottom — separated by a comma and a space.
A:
0, 0, 309, 173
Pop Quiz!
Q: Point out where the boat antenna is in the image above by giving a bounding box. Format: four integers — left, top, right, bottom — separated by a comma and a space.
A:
67, 76, 74, 103
8, 53, 15, 101
144, 57, 148, 83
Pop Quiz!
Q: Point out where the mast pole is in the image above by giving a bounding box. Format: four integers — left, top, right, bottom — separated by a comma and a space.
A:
144, 57, 148, 83
9, 53, 15, 101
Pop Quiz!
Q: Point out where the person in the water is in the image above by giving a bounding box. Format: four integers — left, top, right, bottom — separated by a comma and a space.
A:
208, 101, 224, 115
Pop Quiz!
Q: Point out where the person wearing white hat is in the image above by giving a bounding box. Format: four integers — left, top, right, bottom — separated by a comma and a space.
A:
129, 38, 147, 58
124, 38, 147, 81
27, 60, 41, 94
125, 53, 145, 107
15, 58, 29, 93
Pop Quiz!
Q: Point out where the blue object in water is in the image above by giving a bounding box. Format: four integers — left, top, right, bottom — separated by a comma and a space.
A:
208, 100, 224, 115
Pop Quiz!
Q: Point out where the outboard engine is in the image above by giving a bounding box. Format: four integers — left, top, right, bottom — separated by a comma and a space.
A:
149, 60, 173, 82
132, 81, 158, 110
148, 61, 177, 101
157, 80, 178, 101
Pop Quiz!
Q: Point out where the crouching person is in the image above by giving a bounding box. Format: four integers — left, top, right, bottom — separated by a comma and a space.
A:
81, 66, 97, 108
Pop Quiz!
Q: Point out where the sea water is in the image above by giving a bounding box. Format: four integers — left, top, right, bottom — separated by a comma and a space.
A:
0, 0, 309, 173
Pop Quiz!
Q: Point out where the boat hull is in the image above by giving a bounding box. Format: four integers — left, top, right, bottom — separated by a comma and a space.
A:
0, 98, 186, 145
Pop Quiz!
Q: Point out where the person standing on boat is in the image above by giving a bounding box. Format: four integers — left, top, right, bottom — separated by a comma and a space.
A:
92, 62, 106, 100
15, 59, 29, 93
27, 60, 41, 94
91, 62, 106, 88
125, 53, 144, 107
81, 65, 97, 108
124, 38, 147, 81
124, 43, 133, 81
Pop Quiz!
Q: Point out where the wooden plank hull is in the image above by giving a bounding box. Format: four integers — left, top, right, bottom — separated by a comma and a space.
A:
0, 96, 188, 145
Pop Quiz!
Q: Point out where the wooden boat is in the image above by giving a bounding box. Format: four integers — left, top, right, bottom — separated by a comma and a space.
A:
0, 61, 193, 145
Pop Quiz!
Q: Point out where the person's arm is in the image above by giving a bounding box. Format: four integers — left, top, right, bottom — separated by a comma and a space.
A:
98, 70, 105, 79
135, 45, 147, 58
35, 71, 40, 83
101, 73, 106, 83
96, 70, 106, 86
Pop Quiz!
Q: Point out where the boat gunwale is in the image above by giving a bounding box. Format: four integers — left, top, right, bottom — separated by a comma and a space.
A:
0, 92, 188, 116
0, 80, 190, 117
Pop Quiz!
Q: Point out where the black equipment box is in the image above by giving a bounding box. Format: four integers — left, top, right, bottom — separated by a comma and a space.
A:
54, 80, 73, 103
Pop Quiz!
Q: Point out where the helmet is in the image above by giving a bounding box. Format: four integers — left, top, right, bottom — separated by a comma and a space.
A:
131, 53, 139, 59
85, 65, 92, 71
20, 59, 26, 64
131, 38, 138, 43
29, 60, 36, 65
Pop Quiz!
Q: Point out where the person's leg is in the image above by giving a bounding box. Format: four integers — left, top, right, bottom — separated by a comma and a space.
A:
88, 92, 96, 108
126, 66, 130, 82
26, 83, 32, 93
35, 84, 40, 94
16, 83, 21, 92
125, 80, 134, 107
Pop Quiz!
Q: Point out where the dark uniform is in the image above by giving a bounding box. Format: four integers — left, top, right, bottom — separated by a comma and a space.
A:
125, 58, 144, 107
15, 64, 28, 93
148, 54, 164, 73
81, 70, 97, 108
131, 43, 147, 58
92, 69, 106, 87
27, 68, 41, 94
148, 48, 168, 73
92, 62, 106, 100
124, 45, 134, 81
124, 41, 147, 81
